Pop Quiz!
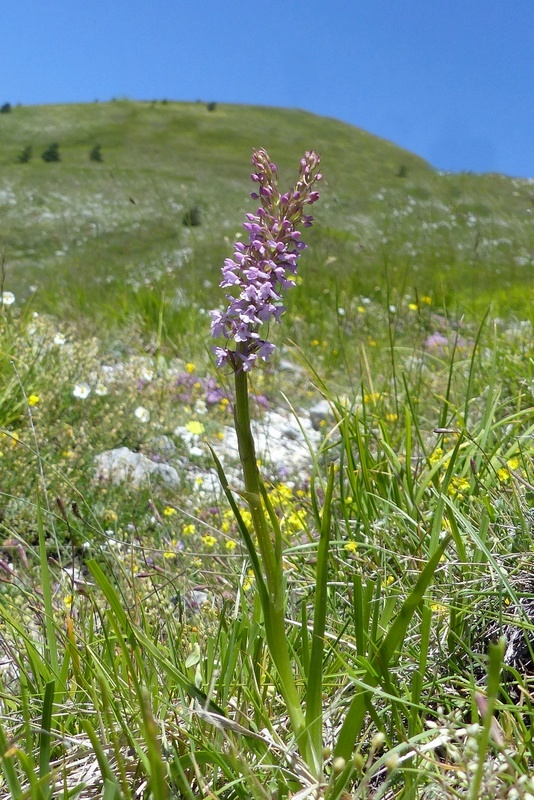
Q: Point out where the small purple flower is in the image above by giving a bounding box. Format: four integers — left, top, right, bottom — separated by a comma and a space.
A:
424, 332, 449, 350
211, 148, 321, 371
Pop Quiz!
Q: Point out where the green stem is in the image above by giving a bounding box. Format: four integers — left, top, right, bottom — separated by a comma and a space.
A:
234, 363, 279, 596
233, 358, 310, 764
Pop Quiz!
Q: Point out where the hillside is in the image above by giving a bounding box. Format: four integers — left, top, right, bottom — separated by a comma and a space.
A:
0, 103, 533, 799
0, 99, 532, 329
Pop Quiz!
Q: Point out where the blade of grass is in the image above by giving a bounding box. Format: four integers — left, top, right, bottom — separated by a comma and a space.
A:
468, 636, 505, 800
333, 534, 451, 763
88, 559, 226, 715
36, 493, 60, 679
38, 680, 55, 797
463, 309, 490, 427
305, 463, 335, 771
139, 686, 169, 800
81, 720, 122, 796
206, 444, 269, 608
0, 721, 23, 799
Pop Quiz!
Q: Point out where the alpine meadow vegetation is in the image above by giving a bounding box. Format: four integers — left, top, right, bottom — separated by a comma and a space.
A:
0, 101, 532, 799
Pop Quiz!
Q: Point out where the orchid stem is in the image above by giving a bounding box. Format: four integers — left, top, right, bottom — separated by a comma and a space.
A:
233, 359, 310, 765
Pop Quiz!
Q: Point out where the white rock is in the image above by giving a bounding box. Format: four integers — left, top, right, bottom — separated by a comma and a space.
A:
212, 409, 320, 475
94, 447, 180, 488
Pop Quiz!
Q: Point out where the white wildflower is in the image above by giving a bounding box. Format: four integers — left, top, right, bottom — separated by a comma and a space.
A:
194, 400, 208, 415
134, 406, 150, 423
73, 383, 91, 399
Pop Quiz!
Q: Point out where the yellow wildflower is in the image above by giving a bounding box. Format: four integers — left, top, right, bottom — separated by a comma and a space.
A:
163, 506, 176, 517
363, 392, 380, 404
225, 540, 237, 551
201, 535, 217, 548
186, 363, 196, 373
287, 511, 305, 531
242, 569, 255, 592
240, 509, 253, 527
429, 448, 444, 466
183, 524, 196, 536
275, 483, 293, 500
186, 420, 205, 436
448, 477, 470, 498
28, 394, 40, 406
344, 541, 358, 554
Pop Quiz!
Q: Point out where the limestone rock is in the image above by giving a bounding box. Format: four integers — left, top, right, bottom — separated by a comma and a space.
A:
94, 446, 180, 488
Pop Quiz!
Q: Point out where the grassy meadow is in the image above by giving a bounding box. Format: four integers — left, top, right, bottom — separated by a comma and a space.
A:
0, 100, 533, 799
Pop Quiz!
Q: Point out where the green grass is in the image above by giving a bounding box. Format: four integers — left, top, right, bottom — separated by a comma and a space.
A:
0, 99, 532, 341
0, 103, 533, 798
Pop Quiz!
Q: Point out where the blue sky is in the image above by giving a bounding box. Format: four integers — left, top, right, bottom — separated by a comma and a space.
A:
3, 0, 533, 177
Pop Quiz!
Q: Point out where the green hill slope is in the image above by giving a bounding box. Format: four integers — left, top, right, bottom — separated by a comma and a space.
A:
0, 100, 532, 331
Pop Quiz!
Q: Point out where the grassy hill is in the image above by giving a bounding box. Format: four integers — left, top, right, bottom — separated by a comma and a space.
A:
0, 102, 533, 798
0, 100, 532, 339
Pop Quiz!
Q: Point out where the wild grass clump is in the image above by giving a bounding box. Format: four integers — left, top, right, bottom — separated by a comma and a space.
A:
0, 144, 533, 798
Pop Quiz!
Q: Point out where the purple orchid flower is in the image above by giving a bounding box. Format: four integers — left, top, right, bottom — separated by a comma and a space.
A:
211, 148, 321, 371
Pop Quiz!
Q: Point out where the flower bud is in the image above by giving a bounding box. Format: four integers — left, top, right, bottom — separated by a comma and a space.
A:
385, 753, 399, 772
331, 757, 346, 774
352, 752, 364, 771
371, 732, 386, 751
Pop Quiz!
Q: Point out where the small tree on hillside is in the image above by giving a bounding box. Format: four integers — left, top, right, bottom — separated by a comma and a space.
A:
89, 144, 103, 162
41, 143, 61, 162
0, 103, 11, 114
17, 146, 33, 164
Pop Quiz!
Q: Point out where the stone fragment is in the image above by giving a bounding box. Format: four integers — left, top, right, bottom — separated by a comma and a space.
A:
94, 447, 180, 488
